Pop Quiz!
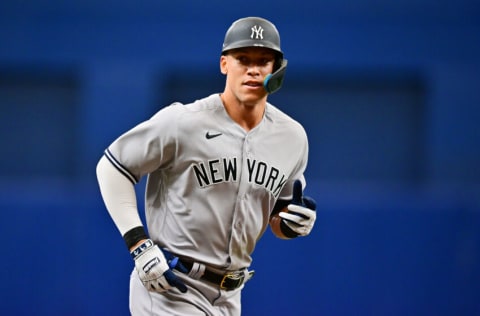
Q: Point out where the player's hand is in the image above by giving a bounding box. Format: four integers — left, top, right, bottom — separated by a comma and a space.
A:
279, 180, 317, 236
131, 239, 187, 293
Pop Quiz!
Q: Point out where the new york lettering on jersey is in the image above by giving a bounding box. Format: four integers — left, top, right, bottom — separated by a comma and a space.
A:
192, 157, 287, 198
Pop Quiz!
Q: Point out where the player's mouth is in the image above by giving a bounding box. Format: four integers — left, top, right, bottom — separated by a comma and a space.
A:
243, 80, 263, 89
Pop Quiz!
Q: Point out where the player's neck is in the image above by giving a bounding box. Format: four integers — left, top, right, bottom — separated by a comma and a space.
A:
220, 93, 266, 132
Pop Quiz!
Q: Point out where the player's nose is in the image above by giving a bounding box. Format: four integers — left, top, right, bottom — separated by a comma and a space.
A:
246, 64, 261, 76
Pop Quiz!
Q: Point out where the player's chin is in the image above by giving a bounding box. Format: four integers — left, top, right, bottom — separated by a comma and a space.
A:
241, 88, 268, 102
241, 95, 267, 107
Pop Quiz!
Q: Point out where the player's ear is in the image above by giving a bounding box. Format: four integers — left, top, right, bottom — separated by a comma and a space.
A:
220, 55, 228, 75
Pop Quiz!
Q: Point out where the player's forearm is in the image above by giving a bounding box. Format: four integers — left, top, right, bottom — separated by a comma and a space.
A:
96, 155, 144, 236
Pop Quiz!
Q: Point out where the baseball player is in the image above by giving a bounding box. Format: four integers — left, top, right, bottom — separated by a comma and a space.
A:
96, 16, 317, 315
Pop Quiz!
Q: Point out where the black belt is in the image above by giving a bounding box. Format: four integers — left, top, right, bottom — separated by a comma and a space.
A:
181, 260, 247, 291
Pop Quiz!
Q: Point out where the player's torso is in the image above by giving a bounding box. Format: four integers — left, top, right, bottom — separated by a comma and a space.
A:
147, 94, 307, 269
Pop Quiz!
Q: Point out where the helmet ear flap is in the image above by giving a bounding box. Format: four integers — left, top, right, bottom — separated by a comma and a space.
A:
264, 59, 288, 94
273, 54, 283, 73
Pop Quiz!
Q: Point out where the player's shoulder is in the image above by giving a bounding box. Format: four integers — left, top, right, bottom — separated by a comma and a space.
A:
186, 94, 224, 112
149, 101, 184, 121
265, 103, 306, 134
150, 94, 222, 119
266, 102, 296, 121
178, 94, 223, 112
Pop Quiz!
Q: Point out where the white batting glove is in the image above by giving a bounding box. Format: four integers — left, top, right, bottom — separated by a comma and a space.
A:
131, 239, 187, 293
279, 180, 317, 236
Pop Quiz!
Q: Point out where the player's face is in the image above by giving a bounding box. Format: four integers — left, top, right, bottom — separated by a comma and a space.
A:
221, 47, 276, 106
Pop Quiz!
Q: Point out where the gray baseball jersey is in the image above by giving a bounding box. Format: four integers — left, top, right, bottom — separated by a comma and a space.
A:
106, 93, 308, 271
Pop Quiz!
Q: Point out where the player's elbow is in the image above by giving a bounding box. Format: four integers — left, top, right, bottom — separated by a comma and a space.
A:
96, 155, 107, 180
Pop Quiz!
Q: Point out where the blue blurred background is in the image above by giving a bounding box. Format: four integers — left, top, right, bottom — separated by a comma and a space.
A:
1, 0, 479, 315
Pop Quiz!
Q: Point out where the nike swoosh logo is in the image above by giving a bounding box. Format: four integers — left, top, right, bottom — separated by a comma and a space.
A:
205, 131, 222, 139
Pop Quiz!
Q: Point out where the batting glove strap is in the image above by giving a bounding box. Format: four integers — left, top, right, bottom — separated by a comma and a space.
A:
130, 239, 154, 259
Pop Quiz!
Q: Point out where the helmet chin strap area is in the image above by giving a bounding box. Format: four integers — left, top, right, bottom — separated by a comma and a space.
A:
263, 59, 288, 94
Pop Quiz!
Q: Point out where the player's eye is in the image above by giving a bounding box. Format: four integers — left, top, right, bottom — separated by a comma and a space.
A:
237, 56, 249, 65
259, 58, 271, 66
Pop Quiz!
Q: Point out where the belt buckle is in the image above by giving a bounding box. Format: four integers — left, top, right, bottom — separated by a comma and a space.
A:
220, 271, 245, 291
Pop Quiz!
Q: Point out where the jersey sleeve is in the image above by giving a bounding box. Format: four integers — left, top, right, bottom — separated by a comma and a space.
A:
105, 103, 182, 183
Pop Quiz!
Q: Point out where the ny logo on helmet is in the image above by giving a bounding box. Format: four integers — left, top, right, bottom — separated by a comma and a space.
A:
250, 25, 264, 40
